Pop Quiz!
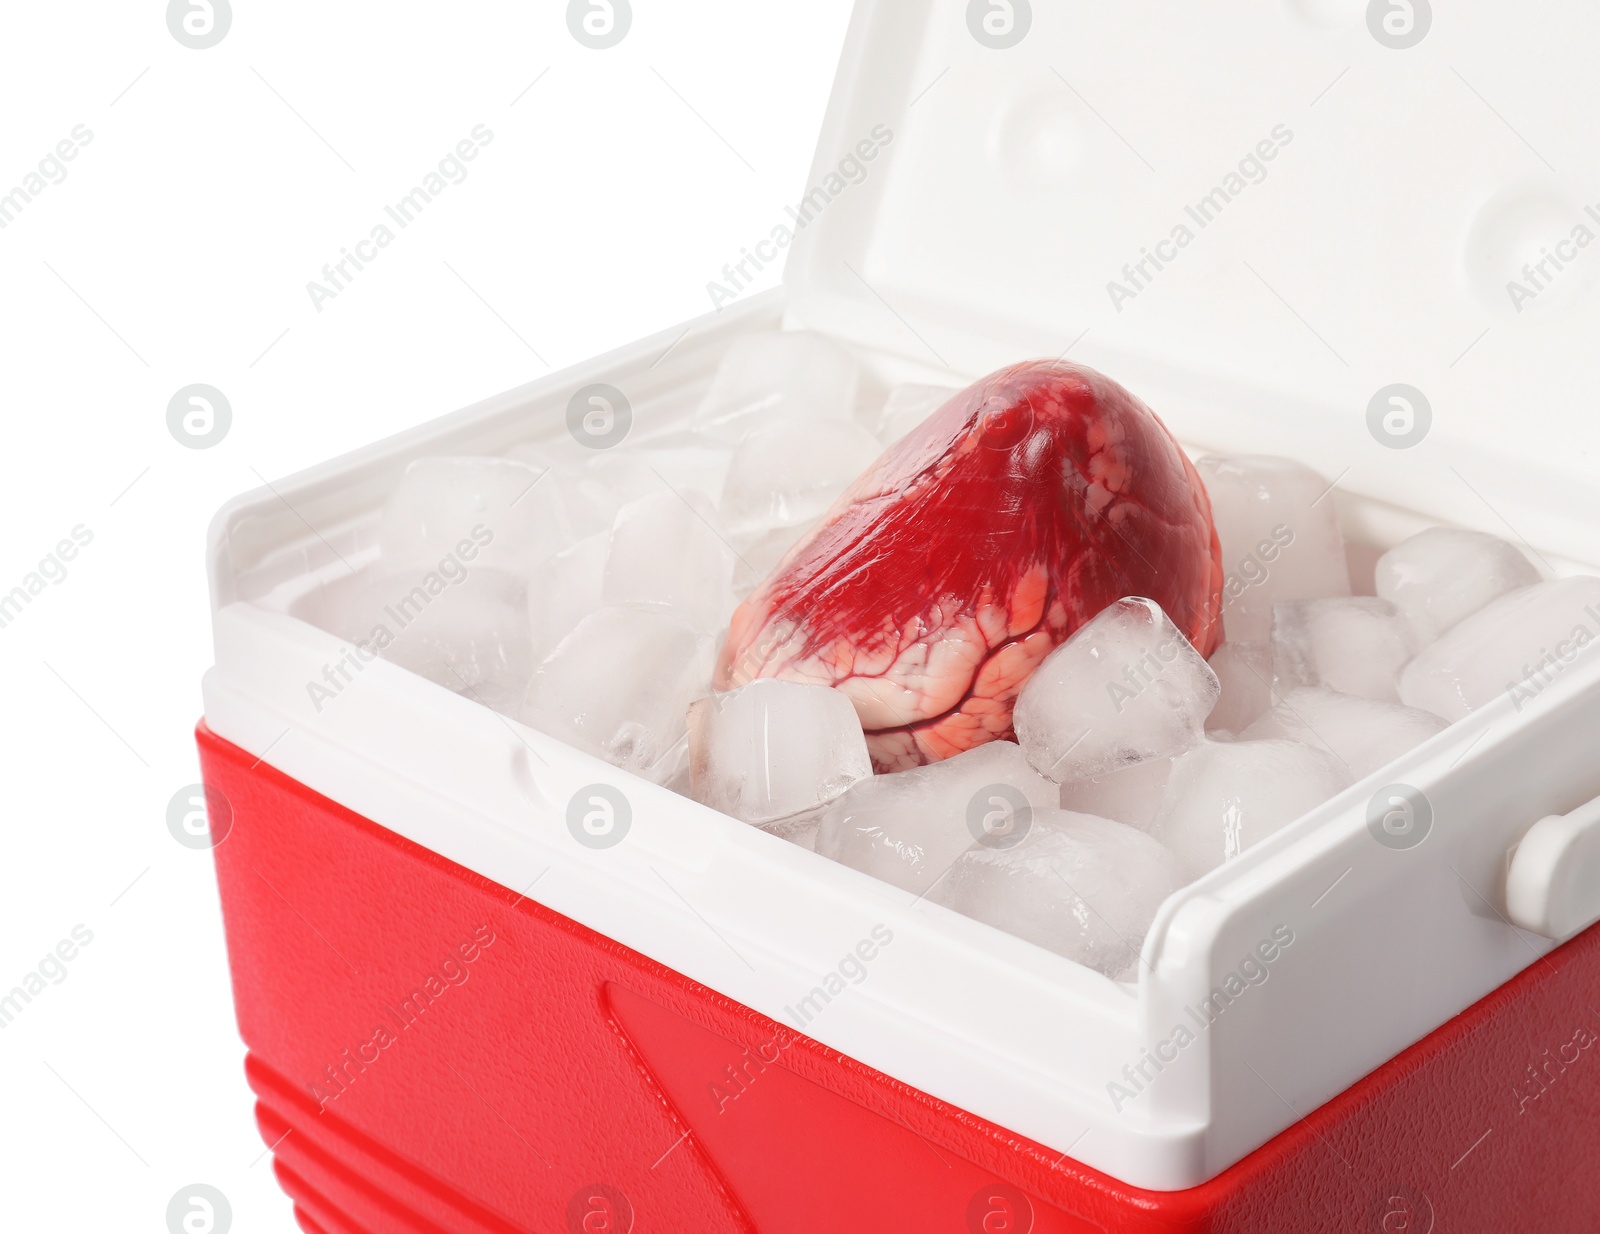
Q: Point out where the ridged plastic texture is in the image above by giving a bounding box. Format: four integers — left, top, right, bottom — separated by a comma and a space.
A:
201, 723, 1600, 1233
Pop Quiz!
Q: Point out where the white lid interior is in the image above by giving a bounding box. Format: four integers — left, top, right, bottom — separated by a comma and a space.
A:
785, 0, 1600, 567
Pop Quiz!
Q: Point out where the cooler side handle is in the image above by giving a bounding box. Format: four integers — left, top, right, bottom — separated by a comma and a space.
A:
1505, 793, 1600, 941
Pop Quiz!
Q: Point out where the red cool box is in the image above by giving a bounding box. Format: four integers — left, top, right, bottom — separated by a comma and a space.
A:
198, 1, 1600, 1230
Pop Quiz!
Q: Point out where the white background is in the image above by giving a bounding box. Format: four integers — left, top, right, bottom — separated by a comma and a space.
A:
0, 2, 852, 1227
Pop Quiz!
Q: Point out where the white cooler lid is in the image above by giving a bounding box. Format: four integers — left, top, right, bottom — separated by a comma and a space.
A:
784, 0, 1600, 567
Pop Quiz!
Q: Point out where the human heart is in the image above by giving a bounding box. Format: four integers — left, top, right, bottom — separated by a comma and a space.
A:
715, 360, 1224, 771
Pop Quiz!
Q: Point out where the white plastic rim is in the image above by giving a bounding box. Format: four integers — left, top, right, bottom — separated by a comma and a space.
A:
204, 292, 1600, 1190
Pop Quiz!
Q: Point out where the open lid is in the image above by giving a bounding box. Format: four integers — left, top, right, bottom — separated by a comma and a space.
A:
786, 0, 1600, 567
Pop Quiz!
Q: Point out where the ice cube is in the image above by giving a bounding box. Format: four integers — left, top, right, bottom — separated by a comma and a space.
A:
758, 811, 824, 852
719, 416, 883, 537
1345, 541, 1383, 597
527, 532, 609, 664
295, 564, 533, 713
687, 679, 872, 825
652, 731, 692, 792
1197, 456, 1351, 643
1150, 738, 1351, 877
503, 443, 659, 542
508, 436, 739, 542
602, 491, 737, 632
928, 810, 1188, 976
521, 604, 714, 781
815, 741, 1059, 896
1375, 527, 1541, 649
1242, 687, 1446, 780
560, 454, 657, 537
1057, 755, 1173, 830
875, 383, 958, 444
381, 456, 571, 572
1398, 576, 1600, 721
630, 431, 737, 498
1206, 639, 1273, 733
501, 440, 565, 472
692, 331, 860, 441
1013, 597, 1219, 782
1271, 597, 1411, 702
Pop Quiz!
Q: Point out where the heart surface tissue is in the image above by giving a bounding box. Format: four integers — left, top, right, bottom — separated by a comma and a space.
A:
717, 360, 1224, 772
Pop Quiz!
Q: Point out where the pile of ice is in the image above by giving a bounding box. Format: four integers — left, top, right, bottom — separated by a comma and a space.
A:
290, 330, 1599, 980
293, 331, 942, 781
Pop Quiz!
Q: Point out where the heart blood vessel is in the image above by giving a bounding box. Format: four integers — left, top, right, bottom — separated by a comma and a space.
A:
715, 360, 1224, 772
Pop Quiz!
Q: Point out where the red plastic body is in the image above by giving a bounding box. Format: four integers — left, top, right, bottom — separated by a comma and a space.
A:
199, 722, 1600, 1233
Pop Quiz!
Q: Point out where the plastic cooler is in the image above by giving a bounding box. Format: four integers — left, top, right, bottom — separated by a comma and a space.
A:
198, 3, 1600, 1230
